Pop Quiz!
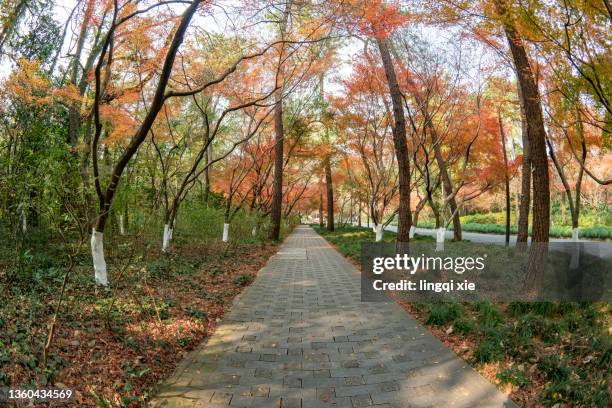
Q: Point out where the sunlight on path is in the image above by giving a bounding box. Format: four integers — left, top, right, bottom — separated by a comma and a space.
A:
150, 226, 516, 408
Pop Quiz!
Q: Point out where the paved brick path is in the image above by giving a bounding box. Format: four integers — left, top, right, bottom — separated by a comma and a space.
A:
150, 226, 516, 408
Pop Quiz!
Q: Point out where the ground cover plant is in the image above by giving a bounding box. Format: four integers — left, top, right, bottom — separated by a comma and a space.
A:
0, 203, 296, 406
416, 215, 612, 239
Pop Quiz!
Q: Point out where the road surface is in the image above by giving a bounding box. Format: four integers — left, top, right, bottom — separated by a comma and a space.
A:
381, 225, 612, 258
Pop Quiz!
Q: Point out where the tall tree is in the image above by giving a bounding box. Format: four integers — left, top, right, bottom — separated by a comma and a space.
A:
324, 155, 334, 231
516, 84, 531, 246
498, 110, 511, 246
268, 0, 292, 240
90, 0, 202, 285
376, 37, 411, 249
495, 0, 550, 245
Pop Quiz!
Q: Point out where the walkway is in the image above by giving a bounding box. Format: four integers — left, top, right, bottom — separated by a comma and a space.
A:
150, 226, 516, 408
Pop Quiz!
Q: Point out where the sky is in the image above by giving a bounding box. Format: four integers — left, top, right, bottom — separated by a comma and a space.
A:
0, 0, 503, 100
0, 0, 360, 93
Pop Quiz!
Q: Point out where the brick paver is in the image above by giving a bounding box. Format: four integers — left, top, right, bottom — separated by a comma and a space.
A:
150, 226, 516, 408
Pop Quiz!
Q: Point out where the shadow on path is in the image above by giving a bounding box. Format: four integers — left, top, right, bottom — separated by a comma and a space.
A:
150, 226, 517, 408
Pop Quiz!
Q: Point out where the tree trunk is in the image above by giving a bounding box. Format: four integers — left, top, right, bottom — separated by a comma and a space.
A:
427, 194, 441, 228
319, 189, 324, 227
269, 96, 284, 240
497, 1, 549, 244
375, 224, 383, 242
223, 197, 231, 242
162, 208, 175, 253
203, 137, 210, 203
431, 132, 462, 240
572, 113, 587, 240
405, 69, 462, 241
325, 157, 334, 231
268, 0, 291, 240
376, 38, 411, 250
91, 0, 201, 285
516, 84, 531, 247
91, 230, 107, 285
499, 111, 511, 246
411, 197, 427, 238
496, 0, 550, 296
162, 223, 171, 252
119, 214, 125, 235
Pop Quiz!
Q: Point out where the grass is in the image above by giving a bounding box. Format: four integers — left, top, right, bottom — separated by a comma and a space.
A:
0, 201, 295, 406
312, 224, 434, 260
314, 225, 612, 407
417, 221, 612, 239
460, 210, 612, 228
414, 210, 612, 239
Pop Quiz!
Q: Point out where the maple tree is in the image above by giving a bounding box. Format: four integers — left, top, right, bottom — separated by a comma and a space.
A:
0, 0, 608, 275
0, 0, 611, 406
332, 56, 400, 241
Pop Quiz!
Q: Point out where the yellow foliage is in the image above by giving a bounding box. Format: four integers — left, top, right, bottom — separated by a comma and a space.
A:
4, 59, 52, 105
3, 58, 85, 108
99, 104, 138, 145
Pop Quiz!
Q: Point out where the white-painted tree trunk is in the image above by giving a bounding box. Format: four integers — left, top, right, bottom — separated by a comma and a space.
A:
119, 215, 125, 235
435, 227, 446, 252
375, 224, 383, 242
91, 230, 108, 286
20, 209, 27, 234
222, 223, 230, 242
572, 227, 579, 242
409, 225, 415, 239
162, 224, 170, 252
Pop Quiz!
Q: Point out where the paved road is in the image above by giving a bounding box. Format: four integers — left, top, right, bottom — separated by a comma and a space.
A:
383, 226, 612, 258
150, 226, 516, 408
383, 225, 592, 243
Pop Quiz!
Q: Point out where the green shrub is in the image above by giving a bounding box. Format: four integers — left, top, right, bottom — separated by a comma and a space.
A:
590, 336, 611, 369
185, 307, 207, 320
453, 317, 475, 334
507, 301, 531, 317
531, 301, 558, 317
556, 302, 579, 314
144, 255, 200, 279
581, 225, 612, 239
540, 320, 567, 344
177, 336, 193, 347
514, 313, 539, 339
147, 258, 171, 279
473, 338, 505, 363
538, 355, 571, 382
475, 302, 503, 327
561, 312, 581, 332
541, 381, 610, 408
426, 302, 464, 325
461, 212, 516, 225
233, 274, 253, 286
496, 367, 531, 387
473, 327, 509, 364
421, 211, 612, 239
